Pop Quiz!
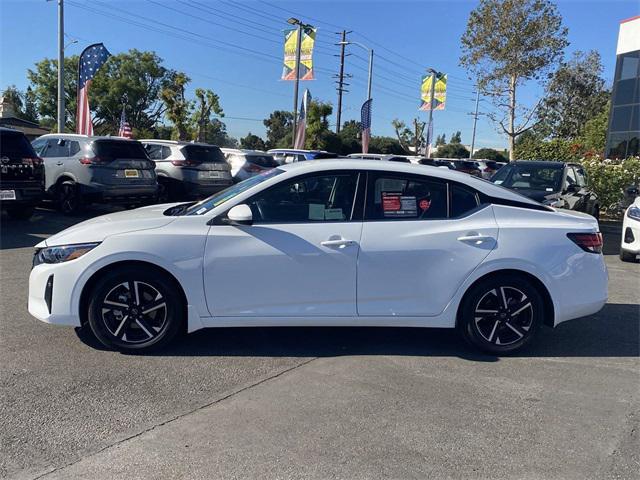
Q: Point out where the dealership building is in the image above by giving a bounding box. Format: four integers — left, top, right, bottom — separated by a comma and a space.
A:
606, 16, 640, 158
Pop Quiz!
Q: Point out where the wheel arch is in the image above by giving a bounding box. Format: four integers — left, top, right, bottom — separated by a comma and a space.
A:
456, 269, 555, 328
78, 260, 188, 328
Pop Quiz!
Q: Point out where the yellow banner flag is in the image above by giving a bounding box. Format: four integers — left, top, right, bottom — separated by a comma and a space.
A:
420, 73, 447, 111
282, 27, 316, 81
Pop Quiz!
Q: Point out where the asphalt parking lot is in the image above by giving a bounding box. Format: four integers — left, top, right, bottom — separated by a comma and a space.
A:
1, 206, 638, 480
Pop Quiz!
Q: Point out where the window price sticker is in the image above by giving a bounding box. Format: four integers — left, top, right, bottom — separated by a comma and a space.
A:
382, 192, 417, 218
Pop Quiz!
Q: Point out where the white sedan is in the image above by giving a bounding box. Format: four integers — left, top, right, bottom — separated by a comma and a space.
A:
620, 195, 640, 262
28, 160, 608, 354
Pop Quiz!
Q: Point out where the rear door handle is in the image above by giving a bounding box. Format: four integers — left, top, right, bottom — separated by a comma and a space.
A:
56, 161, 64, 166
321, 238, 355, 248
457, 234, 493, 244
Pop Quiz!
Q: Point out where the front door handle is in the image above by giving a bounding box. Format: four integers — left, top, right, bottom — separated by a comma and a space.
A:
457, 233, 493, 244
56, 161, 63, 166
321, 238, 355, 248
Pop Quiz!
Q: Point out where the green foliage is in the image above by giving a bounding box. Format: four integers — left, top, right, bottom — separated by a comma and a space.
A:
240, 132, 266, 151
305, 100, 333, 150
338, 120, 361, 154
578, 105, 609, 155
392, 118, 424, 153
536, 51, 609, 140
1, 85, 39, 123
436, 143, 470, 158
581, 157, 640, 214
473, 148, 508, 162
160, 72, 192, 141
369, 136, 405, 155
263, 110, 293, 149
450, 131, 462, 144
435, 133, 446, 146
27, 55, 79, 131
200, 118, 237, 147
192, 88, 223, 142
514, 138, 580, 161
460, 0, 568, 159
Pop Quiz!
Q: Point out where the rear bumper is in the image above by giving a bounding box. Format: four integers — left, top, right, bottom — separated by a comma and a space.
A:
0, 182, 44, 206
81, 182, 158, 204
183, 180, 232, 199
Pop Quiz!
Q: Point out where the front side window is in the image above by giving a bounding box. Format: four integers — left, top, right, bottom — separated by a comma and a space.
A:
565, 167, 577, 187
247, 172, 359, 223
574, 167, 587, 187
366, 174, 448, 220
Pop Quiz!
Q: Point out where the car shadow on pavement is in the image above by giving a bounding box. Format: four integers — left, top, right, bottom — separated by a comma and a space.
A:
76, 303, 639, 361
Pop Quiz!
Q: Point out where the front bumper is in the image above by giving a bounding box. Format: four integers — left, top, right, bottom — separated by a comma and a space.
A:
29, 261, 82, 326
621, 218, 640, 254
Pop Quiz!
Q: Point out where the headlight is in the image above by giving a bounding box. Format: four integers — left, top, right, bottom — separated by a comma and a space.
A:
628, 206, 640, 221
33, 243, 100, 267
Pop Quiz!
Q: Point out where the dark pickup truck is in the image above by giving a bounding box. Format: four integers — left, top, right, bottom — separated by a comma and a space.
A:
0, 128, 45, 220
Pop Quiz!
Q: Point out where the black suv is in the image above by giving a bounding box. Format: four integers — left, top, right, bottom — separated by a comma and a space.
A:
0, 128, 44, 220
490, 160, 599, 218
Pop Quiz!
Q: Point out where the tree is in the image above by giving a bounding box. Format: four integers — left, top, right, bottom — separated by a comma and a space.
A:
435, 133, 446, 146
473, 148, 508, 162
369, 136, 406, 154
436, 143, 470, 158
536, 50, 609, 140
1, 85, 23, 113
306, 100, 333, 149
338, 119, 361, 154
199, 118, 237, 147
392, 118, 424, 153
23, 87, 39, 123
263, 110, 293, 149
27, 55, 79, 131
450, 131, 462, 144
91, 50, 174, 134
240, 132, 266, 150
192, 88, 223, 142
577, 104, 609, 155
1, 85, 38, 123
460, 0, 568, 160
160, 72, 192, 141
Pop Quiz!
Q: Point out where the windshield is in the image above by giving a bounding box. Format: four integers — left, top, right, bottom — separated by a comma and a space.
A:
91, 140, 148, 160
492, 164, 563, 192
185, 168, 284, 215
181, 145, 226, 163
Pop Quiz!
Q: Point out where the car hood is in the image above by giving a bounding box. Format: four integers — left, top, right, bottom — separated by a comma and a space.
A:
38, 203, 180, 248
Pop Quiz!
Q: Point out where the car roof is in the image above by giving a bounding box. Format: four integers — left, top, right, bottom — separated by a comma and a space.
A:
138, 139, 218, 147
278, 159, 541, 206
268, 149, 327, 153
36, 134, 141, 143
220, 148, 272, 155
510, 160, 567, 167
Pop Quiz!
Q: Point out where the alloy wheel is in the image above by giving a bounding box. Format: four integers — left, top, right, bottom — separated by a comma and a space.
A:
473, 286, 534, 346
100, 280, 168, 344
59, 183, 79, 214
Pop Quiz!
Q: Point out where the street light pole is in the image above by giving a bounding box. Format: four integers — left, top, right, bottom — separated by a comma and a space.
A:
469, 89, 480, 159
291, 22, 302, 144
366, 48, 373, 101
426, 68, 437, 158
57, 0, 65, 133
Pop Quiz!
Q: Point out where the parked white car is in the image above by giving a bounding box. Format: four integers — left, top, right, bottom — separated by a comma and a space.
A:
620, 195, 640, 262
221, 148, 279, 182
347, 153, 411, 163
28, 160, 607, 354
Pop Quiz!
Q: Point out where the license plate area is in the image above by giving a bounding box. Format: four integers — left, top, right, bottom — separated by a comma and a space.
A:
0, 190, 16, 200
124, 169, 139, 178
199, 171, 222, 179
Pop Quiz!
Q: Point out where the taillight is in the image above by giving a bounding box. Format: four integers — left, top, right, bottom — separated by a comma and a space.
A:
567, 232, 603, 254
79, 156, 108, 165
246, 163, 263, 172
22, 157, 43, 166
171, 159, 200, 167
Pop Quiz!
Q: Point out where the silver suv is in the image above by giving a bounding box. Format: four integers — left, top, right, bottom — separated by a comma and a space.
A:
221, 148, 278, 182
140, 140, 233, 202
32, 134, 158, 214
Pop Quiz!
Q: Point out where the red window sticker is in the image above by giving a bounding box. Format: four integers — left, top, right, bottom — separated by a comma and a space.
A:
419, 199, 431, 211
382, 193, 401, 211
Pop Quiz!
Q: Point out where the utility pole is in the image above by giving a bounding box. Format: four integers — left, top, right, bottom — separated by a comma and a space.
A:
291, 23, 302, 143
334, 30, 350, 134
57, 0, 65, 133
469, 89, 480, 159
426, 68, 437, 158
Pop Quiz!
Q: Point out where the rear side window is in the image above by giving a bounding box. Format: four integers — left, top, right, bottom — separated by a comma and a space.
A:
366, 174, 448, 220
68, 141, 80, 156
450, 184, 480, 217
246, 155, 278, 168
0, 131, 37, 158
181, 145, 225, 163
92, 140, 148, 160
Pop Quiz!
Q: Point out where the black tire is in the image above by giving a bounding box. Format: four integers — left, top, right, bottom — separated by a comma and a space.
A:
157, 178, 171, 203
87, 266, 184, 352
57, 180, 82, 215
457, 274, 544, 354
593, 205, 600, 220
6, 205, 35, 220
620, 249, 637, 262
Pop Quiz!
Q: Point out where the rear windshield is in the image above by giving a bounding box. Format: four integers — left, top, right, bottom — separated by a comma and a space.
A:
181, 145, 226, 163
246, 154, 278, 168
0, 131, 37, 158
92, 140, 148, 160
311, 152, 337, 159
456, 161, 478, 169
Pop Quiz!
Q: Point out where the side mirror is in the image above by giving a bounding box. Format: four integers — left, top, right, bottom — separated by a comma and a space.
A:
226, 204, 253, 225
565, 183, 579, 193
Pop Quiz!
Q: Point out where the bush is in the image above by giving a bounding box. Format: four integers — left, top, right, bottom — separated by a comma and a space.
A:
580, 156, 640, 215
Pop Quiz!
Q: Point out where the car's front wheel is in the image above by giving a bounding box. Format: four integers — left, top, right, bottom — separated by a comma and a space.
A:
87, 266, 184, 352
458, 274, 544, 354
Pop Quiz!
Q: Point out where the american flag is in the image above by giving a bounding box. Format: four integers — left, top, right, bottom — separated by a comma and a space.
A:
76, 43, 111, 136
360, 98, 372, 154
118, 106, 133, 138
294, 89, 311, 149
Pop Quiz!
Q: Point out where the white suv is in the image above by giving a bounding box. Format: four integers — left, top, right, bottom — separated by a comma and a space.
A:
221, 149, 279, 182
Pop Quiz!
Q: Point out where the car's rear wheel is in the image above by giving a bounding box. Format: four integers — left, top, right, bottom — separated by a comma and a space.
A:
57, 180, 82, 215
458, 274, 543, 354
87, 266, 184, 352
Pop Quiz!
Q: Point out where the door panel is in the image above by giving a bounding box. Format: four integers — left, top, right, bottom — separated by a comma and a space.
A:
357, 206, 498, 316
204, 222, 362, 316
